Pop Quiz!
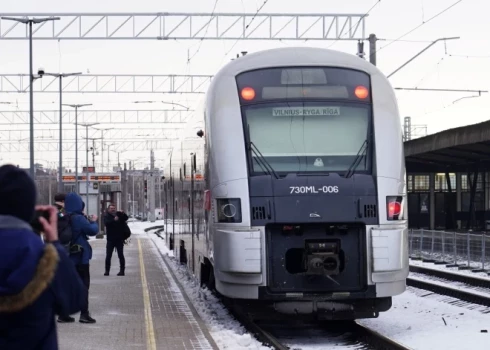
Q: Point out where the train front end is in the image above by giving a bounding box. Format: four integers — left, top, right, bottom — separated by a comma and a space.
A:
207, 50, 408, 319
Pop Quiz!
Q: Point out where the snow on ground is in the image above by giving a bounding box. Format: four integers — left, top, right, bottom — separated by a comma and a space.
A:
129, 221, 270, 350
131, 221, 490, 350
358, 287, 490, 350
410, 258, 490, 279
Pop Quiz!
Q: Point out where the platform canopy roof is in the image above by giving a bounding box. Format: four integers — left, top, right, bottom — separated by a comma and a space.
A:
405, 119, 490, 173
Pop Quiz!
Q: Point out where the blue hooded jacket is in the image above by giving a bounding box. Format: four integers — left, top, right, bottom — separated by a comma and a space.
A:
0, 215, 86, 350
63, 193, 99, 265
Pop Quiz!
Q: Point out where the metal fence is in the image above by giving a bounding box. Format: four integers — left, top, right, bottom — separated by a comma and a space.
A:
409, 229, 490, 273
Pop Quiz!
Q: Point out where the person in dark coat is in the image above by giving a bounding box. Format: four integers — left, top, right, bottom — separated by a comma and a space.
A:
63, 192, 99, 324
0, 165, 86, 350
54, 193, 65, 215
104, 204, 128, 276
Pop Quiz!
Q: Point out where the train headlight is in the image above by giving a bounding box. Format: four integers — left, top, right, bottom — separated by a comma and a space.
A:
386, 196, 404, 220
216, 198, 242, 223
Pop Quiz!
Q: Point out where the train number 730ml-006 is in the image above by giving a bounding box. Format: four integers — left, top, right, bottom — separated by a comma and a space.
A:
289, 186, 339, 194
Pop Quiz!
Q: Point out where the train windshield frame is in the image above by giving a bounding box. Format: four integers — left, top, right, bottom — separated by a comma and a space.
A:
236, 66, 374, 177
242, 101, 373, 176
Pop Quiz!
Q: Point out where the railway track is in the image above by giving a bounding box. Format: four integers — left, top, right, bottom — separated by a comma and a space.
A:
407, 265, 490, 307
409, 265, 490, 289
225, 301, 410, 350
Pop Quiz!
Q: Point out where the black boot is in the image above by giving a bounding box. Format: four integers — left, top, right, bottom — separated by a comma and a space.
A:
104, 270, 109, 276
79, 312, 96, 324
117, 267, 125, 276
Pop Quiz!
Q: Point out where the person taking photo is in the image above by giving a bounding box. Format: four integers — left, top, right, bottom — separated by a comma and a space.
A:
0, 164, 86, 350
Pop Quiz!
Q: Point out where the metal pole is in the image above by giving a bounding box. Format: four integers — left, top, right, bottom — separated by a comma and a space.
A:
58, 76, 63, 192
453, 232, 457, 265
86, 125, 90, 215
132, 174, 135, 216
409, 229, 413, 256
431, 230, 435, 257
29, 21, 34, 178
92, 139, 95, 167
75, 107, 79, 192
101, 131, 104, 171
368, 33, 377, 66
420, 229, 424, 258
172, 172, 175, 250
482, 234, 486, 271
159, 178, 162, 209
191, 153, 195, 272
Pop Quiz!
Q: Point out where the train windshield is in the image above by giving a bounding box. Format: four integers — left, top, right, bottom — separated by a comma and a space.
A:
243, 102, 371, 175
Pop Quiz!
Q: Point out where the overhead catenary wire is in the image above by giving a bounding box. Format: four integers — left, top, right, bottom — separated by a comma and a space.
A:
187, 0, 220, 63
376, 0, 464, 53
221, 0, 270, 63
414, 56, 446, 88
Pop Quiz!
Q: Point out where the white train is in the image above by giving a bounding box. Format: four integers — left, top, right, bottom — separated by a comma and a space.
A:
165, 46, 408, 320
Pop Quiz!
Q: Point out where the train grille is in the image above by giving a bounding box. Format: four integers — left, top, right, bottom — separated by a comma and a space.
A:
364, 204, 377, 218
252, 206, 266, 220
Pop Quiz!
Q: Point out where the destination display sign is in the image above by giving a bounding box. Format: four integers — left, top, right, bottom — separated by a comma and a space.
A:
62, 174, 121, 182
272, 107, 340, 117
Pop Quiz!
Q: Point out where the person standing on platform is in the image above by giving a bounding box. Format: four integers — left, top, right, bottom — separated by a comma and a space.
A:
104, 204, 129, 276
63, 192, 98, 324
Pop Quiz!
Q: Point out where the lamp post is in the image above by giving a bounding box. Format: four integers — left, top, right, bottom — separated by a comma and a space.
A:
0, 16, 60, 178
76, 122, 99, 216
64, 104, 92, 191
43, 72, 82, 192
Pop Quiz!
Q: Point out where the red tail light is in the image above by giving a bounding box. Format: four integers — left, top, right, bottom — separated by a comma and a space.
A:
386, 196, 403, 220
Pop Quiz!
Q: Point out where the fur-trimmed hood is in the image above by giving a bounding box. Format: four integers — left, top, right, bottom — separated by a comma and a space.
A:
0, 215, 59, 313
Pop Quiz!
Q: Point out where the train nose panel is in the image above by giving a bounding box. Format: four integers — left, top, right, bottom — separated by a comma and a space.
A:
273, 195, 357, 223
266, 224, 366, 294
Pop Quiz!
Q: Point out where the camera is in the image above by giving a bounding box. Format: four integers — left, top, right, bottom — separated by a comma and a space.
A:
37, 67, 45, 77
30, 209, 50, 236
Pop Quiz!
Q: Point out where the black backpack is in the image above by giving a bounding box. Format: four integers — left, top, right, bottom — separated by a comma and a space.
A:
122, 222, 131, 241
58, 214, 73, 253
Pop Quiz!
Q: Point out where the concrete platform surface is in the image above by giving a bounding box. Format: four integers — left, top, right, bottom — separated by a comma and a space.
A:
58, 236, 218, 350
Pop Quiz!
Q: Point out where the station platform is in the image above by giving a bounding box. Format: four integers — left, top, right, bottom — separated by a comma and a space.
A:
58, 235, 218, 350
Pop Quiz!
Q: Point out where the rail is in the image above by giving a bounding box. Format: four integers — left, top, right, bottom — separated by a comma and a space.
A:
409, 265, 490, 289
409, 229, 490, 275
143, 225, 164, 232
407, 276, 490, 307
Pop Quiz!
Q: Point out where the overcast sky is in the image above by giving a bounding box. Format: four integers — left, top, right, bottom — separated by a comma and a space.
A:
0, 0, 488, 170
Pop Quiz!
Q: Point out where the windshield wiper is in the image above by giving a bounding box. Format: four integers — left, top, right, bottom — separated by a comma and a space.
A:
246, 124, 279, 179
344, 139, 369, 178
250, 142, 279, 179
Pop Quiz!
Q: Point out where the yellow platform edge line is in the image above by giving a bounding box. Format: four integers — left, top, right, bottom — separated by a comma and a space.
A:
138, 239, 157, 350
